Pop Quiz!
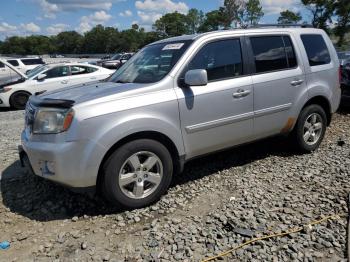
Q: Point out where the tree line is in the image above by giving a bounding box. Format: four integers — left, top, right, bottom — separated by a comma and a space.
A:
0, 0, 349, 55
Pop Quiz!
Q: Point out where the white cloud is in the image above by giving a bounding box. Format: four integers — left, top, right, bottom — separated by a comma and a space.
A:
135, 0, 189, 27
38, 0, 125, 19
21, 22, 41, 33
135, 0, 189, 14
120, 10, 133, 17
77, 10, 112, 33
261, 0, 301, 15
0, 22, 17, 33
46, 23, 69, 34
137, 11, 162, 24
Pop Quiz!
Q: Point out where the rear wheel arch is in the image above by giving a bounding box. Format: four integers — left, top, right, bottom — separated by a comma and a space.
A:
301, 96, 331, 126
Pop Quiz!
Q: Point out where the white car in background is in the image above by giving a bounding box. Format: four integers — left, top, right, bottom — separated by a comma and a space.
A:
0, 60, 114, 109
1, 57, 45, 75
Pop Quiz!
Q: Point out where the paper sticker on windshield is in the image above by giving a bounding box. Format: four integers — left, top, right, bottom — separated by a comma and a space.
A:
162, 43, 184, 50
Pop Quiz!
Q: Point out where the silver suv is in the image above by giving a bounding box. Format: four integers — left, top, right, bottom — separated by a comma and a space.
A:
20, 27, 341, 209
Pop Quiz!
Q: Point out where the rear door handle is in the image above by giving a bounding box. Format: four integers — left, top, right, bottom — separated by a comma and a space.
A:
290, 79, 304, 86
61, 80, 68, 84
90, 76, 97, 80
233, 89, 251, 98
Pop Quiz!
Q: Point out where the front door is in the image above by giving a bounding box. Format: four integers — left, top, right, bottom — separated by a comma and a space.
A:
34, 65, 71, 93
175, 38, 254, 159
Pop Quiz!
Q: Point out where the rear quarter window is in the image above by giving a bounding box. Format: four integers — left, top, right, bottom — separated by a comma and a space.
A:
301, 34, 331, 66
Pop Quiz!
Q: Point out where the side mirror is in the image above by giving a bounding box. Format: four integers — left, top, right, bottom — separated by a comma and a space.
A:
37, 73, 46, 81
184, 69, 208, 86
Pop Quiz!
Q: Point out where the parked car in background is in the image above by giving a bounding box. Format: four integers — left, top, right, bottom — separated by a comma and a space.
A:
337, 51, 350, 66
337, 51, 350, 100
0, 60, 114, 109
4, 57, 45, 74
90, 53, 121, 66
20, 27, 340, 209
101, 53, 134, 69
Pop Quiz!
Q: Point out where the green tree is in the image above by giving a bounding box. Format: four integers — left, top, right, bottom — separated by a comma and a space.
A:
198, 10, 223, 32
186, 8, 205, 34
220, 0, 245, 28
240, 0, 264, 26
334, 0, 350, 46
54, 31, 83, 54
277, 10, 302, 24
153, 12, 190, 37
302, 0, 335, 31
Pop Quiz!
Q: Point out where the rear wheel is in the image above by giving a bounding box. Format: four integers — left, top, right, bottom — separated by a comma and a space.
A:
10, 91, 31, 110
102, 139, 173, 209
292, 104, 327, 152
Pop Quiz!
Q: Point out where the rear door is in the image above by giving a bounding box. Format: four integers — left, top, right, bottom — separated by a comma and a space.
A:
246, 34, 307, 138
69, 65, 100, 85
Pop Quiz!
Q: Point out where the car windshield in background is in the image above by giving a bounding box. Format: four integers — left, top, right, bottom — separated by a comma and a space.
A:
109, 40, 192, 84
111, 54, 122, 60
26, 65, 48, 78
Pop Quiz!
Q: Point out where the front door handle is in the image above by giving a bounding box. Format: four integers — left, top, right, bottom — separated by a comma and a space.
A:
290, 79, 304, 86
61, 80, 68, 84
233, 89, 251, 98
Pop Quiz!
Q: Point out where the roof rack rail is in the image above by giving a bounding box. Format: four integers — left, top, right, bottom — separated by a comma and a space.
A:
248, 24, 313, 28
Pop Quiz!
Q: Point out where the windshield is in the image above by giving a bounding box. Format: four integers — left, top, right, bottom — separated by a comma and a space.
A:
27, 65, 49, 78
109, 40, 192, 84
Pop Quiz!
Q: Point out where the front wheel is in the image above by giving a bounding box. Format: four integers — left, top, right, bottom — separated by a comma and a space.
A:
102, 139, 173, 209
10, 91, 31, 110
292, 104, 327, 152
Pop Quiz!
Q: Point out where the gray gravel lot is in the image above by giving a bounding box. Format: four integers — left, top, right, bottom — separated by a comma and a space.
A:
0, 108, 350, 261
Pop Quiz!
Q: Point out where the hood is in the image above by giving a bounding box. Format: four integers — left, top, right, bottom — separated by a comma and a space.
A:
40, 81, 145, 105
0, 59, 27, 79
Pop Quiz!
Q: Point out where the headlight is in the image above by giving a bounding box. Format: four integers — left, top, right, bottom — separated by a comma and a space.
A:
33, 108, 74, 134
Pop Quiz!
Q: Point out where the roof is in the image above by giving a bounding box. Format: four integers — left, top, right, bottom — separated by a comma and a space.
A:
151, 27, 325, 45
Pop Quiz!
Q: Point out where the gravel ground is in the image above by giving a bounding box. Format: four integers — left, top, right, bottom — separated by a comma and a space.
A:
0, 107, 350, 261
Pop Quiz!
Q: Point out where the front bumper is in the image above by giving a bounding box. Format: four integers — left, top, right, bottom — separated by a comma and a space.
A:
20, 131, 105, 188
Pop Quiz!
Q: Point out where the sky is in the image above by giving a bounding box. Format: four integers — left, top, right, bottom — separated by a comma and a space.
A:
0, 0, 309, 40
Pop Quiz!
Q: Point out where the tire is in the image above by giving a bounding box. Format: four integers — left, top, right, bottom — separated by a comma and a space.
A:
102, 139, 173, 209
292, 104, 327, 152
10, 91, 31, 110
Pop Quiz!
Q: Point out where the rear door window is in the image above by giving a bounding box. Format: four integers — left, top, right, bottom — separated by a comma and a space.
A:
70, 65, 97, 75
301, 34, 331, 66
250, 36, 297, 73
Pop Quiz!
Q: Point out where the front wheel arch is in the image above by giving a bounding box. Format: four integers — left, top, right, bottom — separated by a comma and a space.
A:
96, 131, 182, 195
